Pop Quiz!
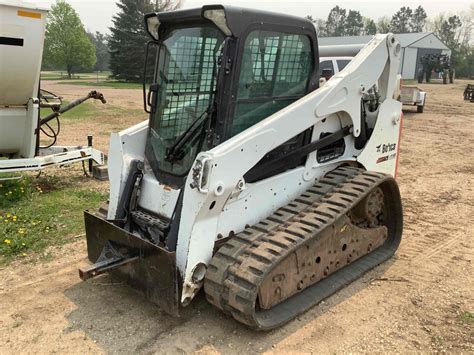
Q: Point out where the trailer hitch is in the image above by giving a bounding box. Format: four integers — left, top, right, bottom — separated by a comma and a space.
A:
79, 241, 138, 281
40, 90, 107, 126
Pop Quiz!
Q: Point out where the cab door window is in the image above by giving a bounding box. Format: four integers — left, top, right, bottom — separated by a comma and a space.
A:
232, 31, 313, 136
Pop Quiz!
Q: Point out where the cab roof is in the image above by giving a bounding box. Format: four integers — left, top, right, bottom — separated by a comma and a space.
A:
146, 5, 316, 39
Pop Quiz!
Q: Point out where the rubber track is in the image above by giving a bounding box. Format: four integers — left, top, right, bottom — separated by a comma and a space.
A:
204, 167, 403, 330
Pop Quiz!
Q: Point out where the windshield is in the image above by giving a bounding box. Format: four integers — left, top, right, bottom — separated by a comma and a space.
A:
145, 26, 225, 178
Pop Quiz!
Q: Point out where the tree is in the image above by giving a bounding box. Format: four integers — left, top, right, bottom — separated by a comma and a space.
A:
88, 32, 110, 72
411, 6, 427, 32
43, 0, 96, 78
430, 13, 472, 73
441, 15, 463, 49
390, 6, 413, 33
433, 15, 463, 50
364, 18, 377, 35
326, 6, 347, 36
315, 18, 328, 37
428, 14, 445, 35
109, 0, 181, 81
436, 15, 464, 66
345, 10, 364, 36
459, 6, 474, 46
377, 16, 391, 33
457, 47, 474, 78
458, 11, 472, 77
389, 6, 428, 33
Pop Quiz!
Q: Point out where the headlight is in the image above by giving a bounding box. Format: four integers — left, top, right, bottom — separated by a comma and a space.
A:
146, 15, 161, 41
203, 9, 232, 36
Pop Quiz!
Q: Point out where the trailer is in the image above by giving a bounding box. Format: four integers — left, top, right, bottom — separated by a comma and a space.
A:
400, 85, 426, 113
0, 1, 105, 176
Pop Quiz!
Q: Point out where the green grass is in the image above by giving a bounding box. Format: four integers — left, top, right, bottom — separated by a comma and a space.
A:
59, 80, 143, 90
40, 70, 142, 89
41, 71, 112, 81
38, 99, 145, 147
44, 100, 143, 123
459, 311, 474, 324
40, 73, 62, 80
56, 100, 102, 122
0, 175, 107, 264
2, 72, 142, 265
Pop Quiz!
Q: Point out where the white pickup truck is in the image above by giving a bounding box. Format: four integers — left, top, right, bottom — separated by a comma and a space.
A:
319, 56, 352, 79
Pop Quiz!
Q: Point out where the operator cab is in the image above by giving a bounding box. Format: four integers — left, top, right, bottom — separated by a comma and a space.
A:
143, 5, 320, 186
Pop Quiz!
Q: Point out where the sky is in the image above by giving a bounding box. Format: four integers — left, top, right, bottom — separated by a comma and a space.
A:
34, 0, 473, 34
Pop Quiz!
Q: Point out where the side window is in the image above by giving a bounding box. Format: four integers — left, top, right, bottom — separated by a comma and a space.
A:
319, 60, 334, 77
336, 59, 351, 72
232, 31, 313, 136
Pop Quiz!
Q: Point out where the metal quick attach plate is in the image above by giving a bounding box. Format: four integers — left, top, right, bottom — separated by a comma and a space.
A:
83, 211, 180, 316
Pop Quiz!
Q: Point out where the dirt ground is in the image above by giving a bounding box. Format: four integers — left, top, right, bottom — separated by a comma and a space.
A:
43, 81, 145, 111
0, 80, 473, 354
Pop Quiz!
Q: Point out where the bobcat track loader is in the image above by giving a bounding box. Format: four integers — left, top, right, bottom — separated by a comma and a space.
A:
80, 5, 404, 329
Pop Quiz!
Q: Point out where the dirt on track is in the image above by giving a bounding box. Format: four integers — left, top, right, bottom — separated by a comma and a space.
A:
1, 80, 473, 354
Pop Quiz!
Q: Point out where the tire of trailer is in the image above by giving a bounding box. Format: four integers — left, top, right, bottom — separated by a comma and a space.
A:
417, 105, 424, 113
417, 70, 424, 84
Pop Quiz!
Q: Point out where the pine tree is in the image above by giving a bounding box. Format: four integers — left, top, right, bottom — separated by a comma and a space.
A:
344, 10, 364, 36
87, 32, 110, 71
390, 7, 413, 33
411, 6, 427, 32
109, 0, 180, 81
364, 18, 377, 35
325, 6, 347, 36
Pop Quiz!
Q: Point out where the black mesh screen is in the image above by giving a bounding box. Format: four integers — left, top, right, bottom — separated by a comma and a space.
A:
159, 35, 221, 139
277, 35, 310, 83
233, 31, 313, 136
146, 27, 224, 177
